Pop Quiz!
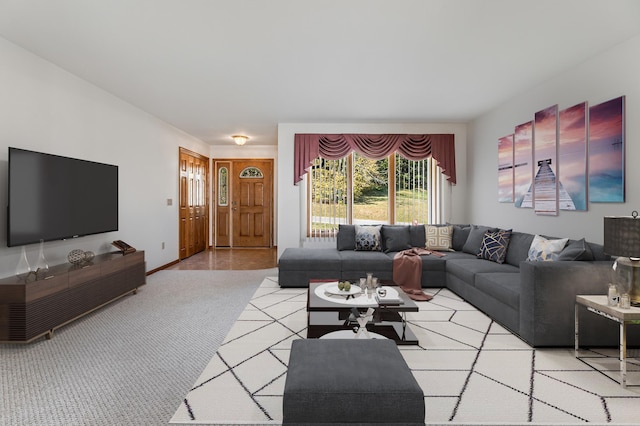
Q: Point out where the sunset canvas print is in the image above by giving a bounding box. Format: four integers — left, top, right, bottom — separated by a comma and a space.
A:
514, 121, 533, 208
559, 102, 587, 210
533, 105, 558, 216
589, 96, 625, 202
498, 134, 514, 202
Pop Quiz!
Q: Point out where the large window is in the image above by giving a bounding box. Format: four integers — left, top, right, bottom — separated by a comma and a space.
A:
308, 153, 442, 238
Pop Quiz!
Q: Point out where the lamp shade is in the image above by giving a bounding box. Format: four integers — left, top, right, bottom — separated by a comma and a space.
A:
603, 215, 640, 258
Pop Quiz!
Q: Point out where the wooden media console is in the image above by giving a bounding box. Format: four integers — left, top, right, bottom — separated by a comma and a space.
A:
0, 250, 146, 343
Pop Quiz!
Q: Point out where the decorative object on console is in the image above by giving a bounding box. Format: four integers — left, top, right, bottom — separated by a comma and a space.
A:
83, 251, 95, 263
111, 240, 136, 254
67, 249, 86, 265
604, 211, 640, 306
33, 239, 49, 277
15, 246, 32, 279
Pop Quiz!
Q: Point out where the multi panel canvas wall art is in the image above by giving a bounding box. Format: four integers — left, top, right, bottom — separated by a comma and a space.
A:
533, 105, 558, 216
558, 102, 587, 211
588, 96, 625, 202
514, 121, 533, 208
498, 134, 514, 203
499, 95, 625, 211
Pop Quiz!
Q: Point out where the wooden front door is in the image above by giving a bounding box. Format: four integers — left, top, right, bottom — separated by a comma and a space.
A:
214, 159, 273, 247
179, 148, 209, 259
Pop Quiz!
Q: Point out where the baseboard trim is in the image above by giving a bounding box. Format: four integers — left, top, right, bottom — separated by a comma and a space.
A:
146, 259, 179, 275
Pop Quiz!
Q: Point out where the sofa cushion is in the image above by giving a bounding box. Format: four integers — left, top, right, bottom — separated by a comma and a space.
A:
355, 225, 382, 251
475, 273, 521, 310
339, 250, 392, 272
557, 238, 594, 261
410, 224, 426, 248
337, 224, 356, 251
463, 225, 497, 255
451, 224, 471, 251
279, 248, 342, 270
527, 235, 569, 261
425, 225, 453, 251
381, 225, 411, 253
446, 258, 519, 285
505, 232, 535, 267
478, 229, 512, 264
587, 242, 609, 261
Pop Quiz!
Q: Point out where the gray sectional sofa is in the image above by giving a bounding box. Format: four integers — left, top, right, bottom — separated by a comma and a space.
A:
278, 224, 634, 348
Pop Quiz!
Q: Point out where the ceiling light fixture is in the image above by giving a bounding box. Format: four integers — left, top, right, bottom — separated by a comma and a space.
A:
232, 135, 249, 146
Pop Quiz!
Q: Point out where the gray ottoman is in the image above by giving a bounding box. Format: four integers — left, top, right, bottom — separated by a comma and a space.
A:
283, 339, 425, 425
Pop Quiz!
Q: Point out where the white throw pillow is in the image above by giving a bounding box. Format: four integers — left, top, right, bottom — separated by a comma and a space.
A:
527, 235, 569, 261
425, 225, 453, 251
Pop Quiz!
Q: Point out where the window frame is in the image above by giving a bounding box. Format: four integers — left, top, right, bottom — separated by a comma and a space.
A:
306, 153, 442, 238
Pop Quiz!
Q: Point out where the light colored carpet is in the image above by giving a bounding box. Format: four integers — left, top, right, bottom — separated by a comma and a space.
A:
0, 269, 276, 426
172, 278, 640, 425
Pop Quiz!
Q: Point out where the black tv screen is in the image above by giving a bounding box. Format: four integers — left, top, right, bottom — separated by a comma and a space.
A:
7, 147, 118, 247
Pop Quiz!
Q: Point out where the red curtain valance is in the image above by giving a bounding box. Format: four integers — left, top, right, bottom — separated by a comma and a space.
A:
294, 133, 456, 185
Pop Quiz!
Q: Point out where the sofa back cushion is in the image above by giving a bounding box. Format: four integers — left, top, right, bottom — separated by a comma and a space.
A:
381, 225, 411, 253
451, 225, 471, 251
505, 231, 535, 267
462, 225, 497, 255
410, 225, 426, 248
557, 238, 594, 261
337, 224, 356, 251
587, 242, 610, 261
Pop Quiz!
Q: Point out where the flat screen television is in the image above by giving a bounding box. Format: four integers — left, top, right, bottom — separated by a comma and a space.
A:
7, 147, 118, 247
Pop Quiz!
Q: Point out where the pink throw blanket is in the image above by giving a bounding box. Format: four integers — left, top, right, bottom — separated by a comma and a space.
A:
393, 248, 445, 301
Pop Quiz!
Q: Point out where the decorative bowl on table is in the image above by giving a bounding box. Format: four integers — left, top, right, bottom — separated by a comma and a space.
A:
324, 282, 362, 296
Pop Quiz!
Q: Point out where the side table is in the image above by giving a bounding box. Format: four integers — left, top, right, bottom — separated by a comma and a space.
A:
575, 295, 640, 388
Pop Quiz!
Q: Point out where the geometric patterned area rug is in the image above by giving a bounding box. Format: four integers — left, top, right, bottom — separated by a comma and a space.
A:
170, 277, 640, 425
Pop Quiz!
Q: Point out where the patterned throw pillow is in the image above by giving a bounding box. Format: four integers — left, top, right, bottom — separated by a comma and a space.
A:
425, 225, 453, 251
478, 229, 512, 264
354, 225, 382, 251
527, 235, 569, 261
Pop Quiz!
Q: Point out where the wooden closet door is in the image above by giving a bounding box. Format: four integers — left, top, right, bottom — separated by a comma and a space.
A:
179, 148, 209, 259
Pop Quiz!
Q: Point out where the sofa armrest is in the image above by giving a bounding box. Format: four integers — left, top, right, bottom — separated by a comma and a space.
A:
519, 260, 613, 347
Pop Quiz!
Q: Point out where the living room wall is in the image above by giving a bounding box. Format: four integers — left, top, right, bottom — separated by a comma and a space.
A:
467, 34, 640, 244
277, 122, 468, 259
0, 37, 209, 277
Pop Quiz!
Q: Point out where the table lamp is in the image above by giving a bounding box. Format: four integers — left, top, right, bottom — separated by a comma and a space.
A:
604, 211, 640, 306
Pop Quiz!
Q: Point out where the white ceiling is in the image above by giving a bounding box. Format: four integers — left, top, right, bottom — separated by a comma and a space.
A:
1, 0, 640, 146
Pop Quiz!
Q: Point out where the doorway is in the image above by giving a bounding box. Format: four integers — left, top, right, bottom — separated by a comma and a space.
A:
178, 148, 209, 260
214, 159, 273, 248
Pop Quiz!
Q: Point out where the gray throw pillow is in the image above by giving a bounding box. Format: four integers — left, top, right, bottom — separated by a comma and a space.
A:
355, 225, 382, 251
451, 225, 471, 251
381, 226, 411, 253
409, 224, 426, 248
557, 238, 594, 261
462, 225, 497, 255
336, 224, 356, 251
